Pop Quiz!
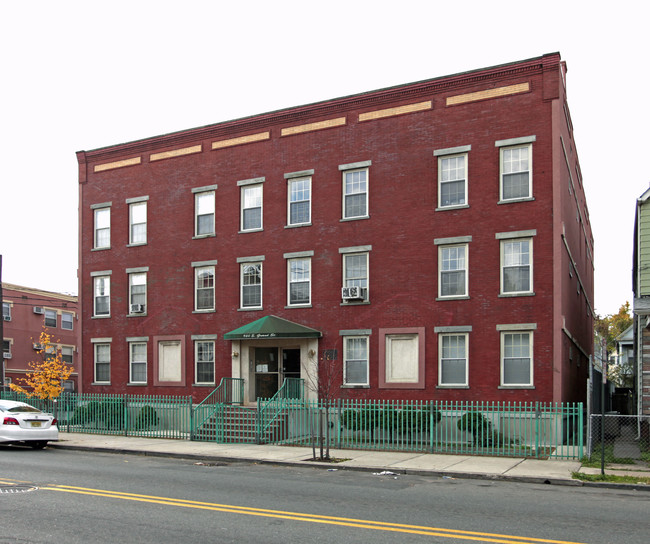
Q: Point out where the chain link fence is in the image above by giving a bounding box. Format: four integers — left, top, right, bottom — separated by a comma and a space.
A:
587, 414, 650, 468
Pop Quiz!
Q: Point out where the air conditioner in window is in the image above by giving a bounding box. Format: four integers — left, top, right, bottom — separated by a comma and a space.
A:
33, 343, 43, 350
341, 286, 367, 300
3, 315, 10, 321
33, 306, 45, 314
2, 352, 11, 359
130, 304, 145, 314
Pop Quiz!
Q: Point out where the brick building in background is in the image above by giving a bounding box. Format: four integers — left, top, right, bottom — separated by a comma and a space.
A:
2, 283, 79, 391
76, 53, 593, 404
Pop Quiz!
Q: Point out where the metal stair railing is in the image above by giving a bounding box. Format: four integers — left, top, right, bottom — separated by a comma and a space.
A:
191, 377, 244, 440
256, 378, 304, 444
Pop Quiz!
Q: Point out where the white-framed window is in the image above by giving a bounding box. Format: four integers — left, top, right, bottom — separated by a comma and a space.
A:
439, 244, 467, 298
439, 333, 468, 386
129, 342, 147, 384
2, 302, 11, 321
241, 262, 262, 309
61, 345, 74, 365
288, 257, 311, 306
501, 238, 533, 294
93, 207, 111, 249
195, 191, 215, 236
343, 336, 369, 386
499, 143, 533, 201
342, 251, 369, 302
94, 343, 110, 383
500, 330, 533, 386
241, 184, 262, 231
195, 340, 215, 384
129, 201, 147, 244
342, 168, 368, 219
61, 312, 74, 330
93, 276, 110, 317
129, 272, 147, 314
195, 265, 215, 311
44, 309, 57, 328
438, 153, 467, 208
287, 176, 311, 226
3, 339, 12, 356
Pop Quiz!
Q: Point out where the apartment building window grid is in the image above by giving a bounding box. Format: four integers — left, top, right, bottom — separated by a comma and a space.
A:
439, 334, 468, 386
129, 273, 147, 313
343, 336, 369, 386
500, 144, 532, 201
195, 266, 215, 311
241, 185, 262, 231
343, 168, 368, 219
288, 177, 311, 225
439, 245, 467, 297
93, 276, 110, 316
94, 343, 110, 383
2, 302, 10, 321
129, 342, 147, 384
129, 201, 147, 244
94, 207, 110, 249
61, 312, 74, 330
288, 258, 311, 306
501, 331, 533, 386
44, 309, 57, 328
439, 154, 467, 207
241, 263, 262, 308
501, 239, 532, 294
61, 346, 74, 365
343, 253, 368, 301
195, 341, 215, 384
195, 191, 215, 236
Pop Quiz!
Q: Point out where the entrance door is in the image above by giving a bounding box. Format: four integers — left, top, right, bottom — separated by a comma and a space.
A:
253, 347, 302, 399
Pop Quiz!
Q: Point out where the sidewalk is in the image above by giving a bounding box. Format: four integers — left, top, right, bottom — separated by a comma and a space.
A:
50, 432, 588, 485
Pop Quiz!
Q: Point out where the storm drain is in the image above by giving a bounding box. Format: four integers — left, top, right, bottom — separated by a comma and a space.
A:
0, 485, 38, 494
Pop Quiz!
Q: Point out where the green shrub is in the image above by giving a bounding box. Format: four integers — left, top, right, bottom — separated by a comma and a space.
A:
134, 405, 159, 430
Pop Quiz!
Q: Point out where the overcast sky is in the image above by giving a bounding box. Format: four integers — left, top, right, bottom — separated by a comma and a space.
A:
1, 1, 646, 317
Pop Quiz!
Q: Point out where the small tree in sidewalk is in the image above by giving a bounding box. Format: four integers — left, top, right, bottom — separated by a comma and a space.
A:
9, 328, 74, 400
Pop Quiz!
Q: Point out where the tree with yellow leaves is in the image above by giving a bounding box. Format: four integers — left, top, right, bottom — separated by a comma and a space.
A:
9, 329, 74, 399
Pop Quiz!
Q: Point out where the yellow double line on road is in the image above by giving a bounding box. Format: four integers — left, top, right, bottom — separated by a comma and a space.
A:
40, 484, 585, 544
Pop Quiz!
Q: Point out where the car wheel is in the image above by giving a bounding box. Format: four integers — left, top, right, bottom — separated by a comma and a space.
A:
30, 441, 48, 450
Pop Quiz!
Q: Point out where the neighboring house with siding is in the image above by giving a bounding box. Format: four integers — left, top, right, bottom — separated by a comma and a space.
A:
76, 53, 593, 405
632, 187, 650, 415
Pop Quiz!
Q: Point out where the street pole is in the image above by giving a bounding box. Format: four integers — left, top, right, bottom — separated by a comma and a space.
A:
0, 254, 5, 392
601, 339, 607, 476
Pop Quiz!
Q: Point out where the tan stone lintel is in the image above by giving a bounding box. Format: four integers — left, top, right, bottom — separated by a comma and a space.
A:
281, 117, 346, 136
446, 82, 530, 106
358, 101, 432, 122
212, 131, 270, 150
94, 157, 142, 172
150, 144, 202, 162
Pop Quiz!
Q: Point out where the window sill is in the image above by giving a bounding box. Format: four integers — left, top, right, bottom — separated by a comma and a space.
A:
127, 242, 148, 247
436, 295, 469, 301
92, 315, 111, 319
285, 304, 312, 309
91, 247, 111, 251
340, 300, 370, 306
238, 307, 262, 312
91, 382, 111, 386
127, 382, 147, 386
341, 384, 370, 389
498, 385, 535, 389
285, 223, 312, 229
193, 383, 216, 387
497, 197, 535, 205
127, 313, 147, 318
435, 204, 469, 212
192, 233, 216, 240
193, 309, 215, 314
340, 215, 370, 222
436, 385, 469, 389
498, 292, 535, 298
238, 228, 263, 234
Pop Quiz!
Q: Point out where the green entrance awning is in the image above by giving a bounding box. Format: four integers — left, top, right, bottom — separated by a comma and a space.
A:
224, 315, 322, 340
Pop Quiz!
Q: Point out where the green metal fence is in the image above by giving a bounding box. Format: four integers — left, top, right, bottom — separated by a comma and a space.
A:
1, 390, 583, 458
2, 391, 193, 440
261, 398, 584, 459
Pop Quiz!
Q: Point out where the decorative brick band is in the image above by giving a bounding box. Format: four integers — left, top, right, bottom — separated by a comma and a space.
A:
359, 101, 432, 122
446, 82, 530, 106
94, 157, 141, 172
212, 131, 270, 150
281, 117, 346, 136
150, 145, 202, 162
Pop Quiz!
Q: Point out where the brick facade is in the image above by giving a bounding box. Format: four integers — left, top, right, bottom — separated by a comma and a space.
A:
76, 53, 594, 404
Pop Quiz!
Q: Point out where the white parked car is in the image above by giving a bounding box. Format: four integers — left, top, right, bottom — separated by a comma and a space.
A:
0, 399, 59, 449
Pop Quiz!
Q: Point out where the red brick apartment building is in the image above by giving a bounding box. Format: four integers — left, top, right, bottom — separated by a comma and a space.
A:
2, 283, 79, 391
76, 53, 593, 404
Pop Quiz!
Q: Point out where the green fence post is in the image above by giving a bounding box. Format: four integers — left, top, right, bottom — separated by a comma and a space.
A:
124, 394, 128, 437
